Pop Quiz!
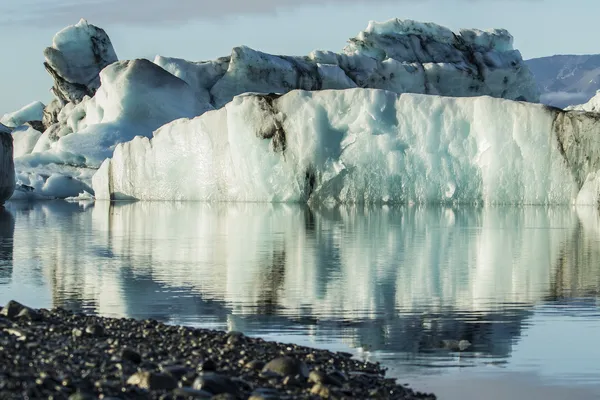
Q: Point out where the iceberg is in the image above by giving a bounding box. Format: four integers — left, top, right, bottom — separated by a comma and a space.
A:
94, 89, 595, 205
0, 18, 545, 201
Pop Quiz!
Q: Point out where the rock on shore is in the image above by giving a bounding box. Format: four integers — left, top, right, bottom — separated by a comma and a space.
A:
0, 130, 15, 204
0, 300, 435, 399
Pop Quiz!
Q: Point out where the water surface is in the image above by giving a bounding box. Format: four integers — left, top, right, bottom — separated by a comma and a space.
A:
1, 201, 599, 399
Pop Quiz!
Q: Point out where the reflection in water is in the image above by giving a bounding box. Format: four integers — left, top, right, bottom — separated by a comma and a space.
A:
1, 202, 600, 380
0, 206, 14, 284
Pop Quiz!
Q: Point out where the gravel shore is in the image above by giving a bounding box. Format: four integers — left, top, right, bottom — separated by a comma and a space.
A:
0, 300, 436, 399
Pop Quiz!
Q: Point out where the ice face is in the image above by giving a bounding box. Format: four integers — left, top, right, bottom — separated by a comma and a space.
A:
93, 89, 588, 204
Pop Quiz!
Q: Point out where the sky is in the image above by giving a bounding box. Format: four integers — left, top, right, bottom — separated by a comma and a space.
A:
1, 0, 599, 114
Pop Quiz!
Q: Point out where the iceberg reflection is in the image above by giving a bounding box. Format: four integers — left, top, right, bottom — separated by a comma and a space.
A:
3, 202, 600, 368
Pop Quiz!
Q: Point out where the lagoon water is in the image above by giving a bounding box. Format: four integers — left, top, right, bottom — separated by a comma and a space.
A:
1, 201, 600, 399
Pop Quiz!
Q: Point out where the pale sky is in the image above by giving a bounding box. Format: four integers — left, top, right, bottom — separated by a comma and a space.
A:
1, 0, 599, 115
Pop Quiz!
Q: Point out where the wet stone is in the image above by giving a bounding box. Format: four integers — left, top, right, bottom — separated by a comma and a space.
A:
309, 370, 342, 387
72, 328, 84, 338
192, 372, 239, 395
249, 387, 282, 400
311, 383, 331, 398
172, 387, 213, 398
160, 364, 193, 380
126, 371, 178, 391
16, 306, 42, 321
85, 323, 105, 337
244, 359, 265, 371
225, 331, 245, 345
120, 348, 142, 364
1, 300, 27, 319
197, 359, 217, 372
262, 356, 309, 378
283, 375, 304, 387
68, 391, 95, 400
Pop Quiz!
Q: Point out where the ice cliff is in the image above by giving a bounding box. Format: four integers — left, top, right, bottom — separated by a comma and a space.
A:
93, 89, 600, 205
2, 18, 588, 204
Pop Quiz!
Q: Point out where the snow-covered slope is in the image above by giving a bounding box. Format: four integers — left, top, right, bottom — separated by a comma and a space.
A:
157, 18, 539, 108
526, 54, 600, 109
93, 89, 593, 205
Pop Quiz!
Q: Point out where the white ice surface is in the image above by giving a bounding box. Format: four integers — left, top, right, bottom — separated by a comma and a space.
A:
94, 89, 580, 204
12, 126, 42, 158
0, 101, 45, 128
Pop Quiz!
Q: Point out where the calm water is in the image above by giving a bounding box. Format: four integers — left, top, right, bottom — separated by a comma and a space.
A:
1, 201, 600, 399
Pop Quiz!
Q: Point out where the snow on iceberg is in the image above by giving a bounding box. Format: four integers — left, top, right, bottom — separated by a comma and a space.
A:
0, 101, 45, 128
94, 89, 583, 204
155, 18, 539, 109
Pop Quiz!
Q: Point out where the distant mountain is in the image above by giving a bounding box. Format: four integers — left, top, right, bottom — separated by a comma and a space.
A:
526, 54, 600, 109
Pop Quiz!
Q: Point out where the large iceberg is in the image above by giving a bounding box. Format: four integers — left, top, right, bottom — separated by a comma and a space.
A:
93, 89, 597, 205
0, 18, 546, 201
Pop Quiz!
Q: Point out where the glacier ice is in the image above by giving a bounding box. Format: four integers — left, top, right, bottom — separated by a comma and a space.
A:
94, 89, 588, 204
0, 101, 45, 128
44, 19, 118, 104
